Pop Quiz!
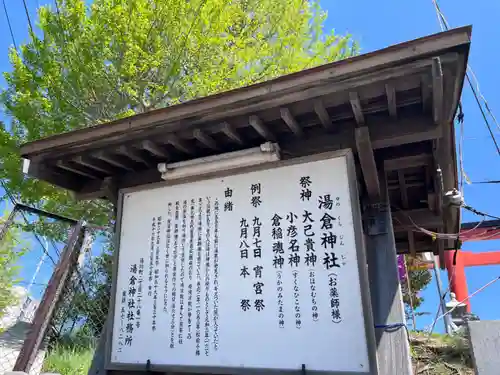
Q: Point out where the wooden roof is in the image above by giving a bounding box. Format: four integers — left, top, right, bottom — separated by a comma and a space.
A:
20, 26, 472, 257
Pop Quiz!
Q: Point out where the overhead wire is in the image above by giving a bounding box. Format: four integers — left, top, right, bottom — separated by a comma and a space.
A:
432, 0, 500, 156
2, 0, 18, 50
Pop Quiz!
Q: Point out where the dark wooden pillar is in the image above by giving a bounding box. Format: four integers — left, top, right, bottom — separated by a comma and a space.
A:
365, 174, 413, 375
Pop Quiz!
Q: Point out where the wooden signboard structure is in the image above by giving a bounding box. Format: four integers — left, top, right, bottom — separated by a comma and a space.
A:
19, 27, 472, 375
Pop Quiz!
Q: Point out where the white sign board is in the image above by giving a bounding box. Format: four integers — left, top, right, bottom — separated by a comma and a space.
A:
110, 153, 372, 373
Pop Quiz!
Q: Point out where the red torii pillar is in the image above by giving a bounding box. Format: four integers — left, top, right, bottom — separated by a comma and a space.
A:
443, 250, 500, 312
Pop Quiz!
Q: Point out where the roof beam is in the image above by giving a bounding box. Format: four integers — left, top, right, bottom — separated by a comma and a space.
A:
355, 127, 380, 201
93, 151, 135, 171
385, 83, 397, 118
220, 122, 244, 145
349, 92, 365, 125
280, 108, 303, 136
193, 129, 218, 150
168, 135, 195, 155
432, 57, 444, 124
313, 101, 334, 130
249, 115, 275, 141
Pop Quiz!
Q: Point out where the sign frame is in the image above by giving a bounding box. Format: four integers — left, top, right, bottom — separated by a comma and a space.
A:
105, 149, 378, 374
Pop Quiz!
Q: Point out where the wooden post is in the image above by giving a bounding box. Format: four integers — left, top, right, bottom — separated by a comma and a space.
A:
365, 174, 413, 375
13, 221, 84, 372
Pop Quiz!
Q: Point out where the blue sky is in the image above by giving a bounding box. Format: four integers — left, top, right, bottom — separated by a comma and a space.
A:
1, 0, 499, 331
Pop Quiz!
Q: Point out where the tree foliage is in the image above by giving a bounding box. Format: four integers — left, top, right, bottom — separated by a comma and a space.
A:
0, 214, 25, 319
0, 0, 357, 231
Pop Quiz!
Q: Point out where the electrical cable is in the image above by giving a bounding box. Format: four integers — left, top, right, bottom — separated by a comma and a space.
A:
2, 0, 18, 50
432, 0, 500, 156
21, 0, 34, 35
463, 205, 500, 220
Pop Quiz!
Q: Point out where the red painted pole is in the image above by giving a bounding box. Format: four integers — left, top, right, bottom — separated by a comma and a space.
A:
444, 250, 470, 312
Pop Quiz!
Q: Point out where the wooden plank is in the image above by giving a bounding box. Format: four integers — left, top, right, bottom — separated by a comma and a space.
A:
365, 175, 413, 375
385, 83, 397, 118
94, 151, 135, 171
280, 107, 303, 136
313, 100, 334, 130
193, 129, 218, 150
220, 122, 244, 145
13, 222, 84, 372
349, 92, 365, 125
249, 115, 275, 141
141, 140, 168, 158
168, 134, 195, 155
421, 73, 432, 113
432, 57, 444, 124
355, 127, 380, 200
447, 54, 467, 123
468, 320, 500, 375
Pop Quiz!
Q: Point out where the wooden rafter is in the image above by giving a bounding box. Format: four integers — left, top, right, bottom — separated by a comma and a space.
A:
141, 141, 168, 158
280, 108, 303, 136
55, 161, 98, 179
168, 135, 194, 155
73, 156, 115, 175
432, 57, 444, 124
313, 100, 334, 130
93, 151, 135, 171
349, 92, 365, 125
117, 146, 151, 166
385, 83, 397, 118
249, 115, 275, 141
220, 122, 244, 145
193, 129, 217, 150
355, 127, 380, 200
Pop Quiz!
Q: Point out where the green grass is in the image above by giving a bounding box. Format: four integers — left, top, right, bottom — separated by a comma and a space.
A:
42, 343, 95, 375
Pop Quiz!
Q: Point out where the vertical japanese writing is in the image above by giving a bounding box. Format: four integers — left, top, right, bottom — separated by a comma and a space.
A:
224, 187, 234, 212
195, 198, 202, 356
287, 212, 300, 267
329, 273, 342, 323
178, 200, 187, 345
250, 183, 262, 207
163, 203, 172, 314
252, 216, 264, 312
271, 214, 284, 269
213, 199, 220, 351
300, 176, 312, 201
309, 270, 318, 321
240, 217, 250, 312
170, 202, 180, 348
126, 264, 137, 346
292, 270, 301, 329
152, 216, 162, 331
276, 271, 284, 328
204, 197, 211, 356
148, 218, 155, 298
118, 289, 126, 352
137, 258, 144, 329
319, 194, 341, 270
187, 199, 195, 340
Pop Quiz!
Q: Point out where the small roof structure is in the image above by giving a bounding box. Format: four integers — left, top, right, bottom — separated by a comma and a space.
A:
20, 26, 472, 258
